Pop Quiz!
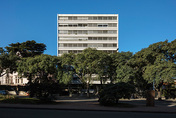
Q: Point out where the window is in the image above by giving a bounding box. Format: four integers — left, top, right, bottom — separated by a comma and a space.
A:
103, 30, 108, 34
88, 17, 93, 20
73, 44, 77, 47
73, 50, 77, 53
113, 17, 117, 20
64, 44, 67, 47
59, 50, 68, 54
98, 31, 102, 34
103, 44, 107, 47
113, 44, 117, 47
78, 44, 82, 47
77, 17, 88, 20
98, 24, 108, 27
98, 17, 102, 20
103, 17, 107, 20
98, 37, 102, 40
107, 44, 113, 47
108, 17, 112, 20
103, 37, 107, 40
93, 17, 97, 20
59, 44, 64, 47
73, 17, 77, 20
59, 17, 68, 20
78, 24, 82, 27
98, 24, 102, 27
59, 30, 68, 34
68, 17, 77, 20
103, 24, 108, 27
68, 44, 72, 47
88, 37, 92, 40
83, 44, 87, 47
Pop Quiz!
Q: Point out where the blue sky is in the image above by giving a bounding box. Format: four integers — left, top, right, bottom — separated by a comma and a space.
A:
0, 0, 176, 55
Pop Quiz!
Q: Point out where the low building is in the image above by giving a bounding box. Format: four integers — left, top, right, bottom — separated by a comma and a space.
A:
0, 72, 28, 86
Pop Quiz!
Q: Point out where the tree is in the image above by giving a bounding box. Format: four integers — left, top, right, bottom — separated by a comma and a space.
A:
5, 40, 46, 57
57, 53, 76, 97
107, 52, 133, 83
75, 48, 99, 97
128, 39, 176, 97
17, 54, 59, 99
96, 51, 110, 85
114, 52, 134, 83
0, 51, 19, 77
58, 53, 75, 84
0, 40, 46, 78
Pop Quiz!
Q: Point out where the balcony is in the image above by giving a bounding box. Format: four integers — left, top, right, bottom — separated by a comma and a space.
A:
58, 40, 117, 44
58, 27, 117, 30
58, 20, 117, 24
58, 34, 117, 37
58, 47, 117, 51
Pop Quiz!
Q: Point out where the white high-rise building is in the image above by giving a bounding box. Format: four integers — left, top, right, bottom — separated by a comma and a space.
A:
57, 14, 118, 56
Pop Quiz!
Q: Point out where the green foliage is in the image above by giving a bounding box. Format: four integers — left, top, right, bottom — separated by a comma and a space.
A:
143, 61, 176, 84
128, 39, 176, 90
5, 40, 46, 57
17, 54, 60, 100
58, 71, 73, 85
0, 40, 46, 77
99, 82, 135, 106
57, 53, 75, 85
61, 53, 75, 66
116, 64, 135, 83
114, 52, 134, 83
74, 48, 100, 97
96, 51, 110, 84
17, 54, 59, 78
0, 52, 19, 77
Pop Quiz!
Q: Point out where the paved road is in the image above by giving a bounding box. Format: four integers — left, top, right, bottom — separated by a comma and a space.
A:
0, 108, 176, 118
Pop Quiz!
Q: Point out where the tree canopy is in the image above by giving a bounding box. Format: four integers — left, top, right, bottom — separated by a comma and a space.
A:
5, 40, 46, 57
0, 51, 19, 77
17, 54, 59, 99
128, 40, 176, 88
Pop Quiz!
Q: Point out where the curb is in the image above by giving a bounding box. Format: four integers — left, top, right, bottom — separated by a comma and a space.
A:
0, 105, 176, 114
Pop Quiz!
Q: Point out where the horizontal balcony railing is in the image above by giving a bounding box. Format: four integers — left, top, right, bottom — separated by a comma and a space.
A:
58, 40, 117, 44
58, 27, 117, 30
58, 47, 118, 50
58, 34, 117, 37
58, 20, 117, 24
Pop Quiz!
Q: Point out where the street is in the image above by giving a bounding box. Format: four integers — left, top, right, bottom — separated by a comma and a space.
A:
0, 108, 176, 118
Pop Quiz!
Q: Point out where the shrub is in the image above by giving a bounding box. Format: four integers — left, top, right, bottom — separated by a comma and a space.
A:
99, 82, 135, 106
28, 82, 60, 101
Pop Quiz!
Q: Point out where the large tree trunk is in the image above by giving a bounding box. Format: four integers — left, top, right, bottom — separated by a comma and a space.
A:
86, 74, 91, 98
87, 77, 90, 98
157, 88, 162, 100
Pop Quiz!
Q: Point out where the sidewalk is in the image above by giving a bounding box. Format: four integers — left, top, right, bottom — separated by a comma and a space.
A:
0, 98, 176, 113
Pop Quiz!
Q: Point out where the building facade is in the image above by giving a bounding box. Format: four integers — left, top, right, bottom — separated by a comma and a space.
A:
57, 14, 118, 56
0, 72, 28, 86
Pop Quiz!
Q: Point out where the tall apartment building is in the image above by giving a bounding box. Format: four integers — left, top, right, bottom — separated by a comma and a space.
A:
57, 14, 118, 56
